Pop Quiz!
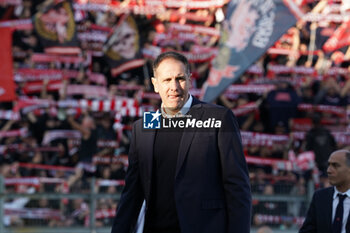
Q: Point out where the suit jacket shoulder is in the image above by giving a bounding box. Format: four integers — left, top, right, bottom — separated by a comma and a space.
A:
299, 187, 334, 233
314, 187, 334, 198
191, 97, 229, 113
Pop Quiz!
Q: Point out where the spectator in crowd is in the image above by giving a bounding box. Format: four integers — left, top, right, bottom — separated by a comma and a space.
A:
315, 77, 344, 106
96, 198, 114, 227
304, 113, 337, 175
67, 114, 97, 164
340, 78, 350, 106
96, 113, 117, 155
251, 168, 270, 194
288, 177, 307, 218
66, 198, 90, 226
264, 80, 300, 133
299, 149, 350, 233
67, 114, 98, 187
48, 140, 71, 167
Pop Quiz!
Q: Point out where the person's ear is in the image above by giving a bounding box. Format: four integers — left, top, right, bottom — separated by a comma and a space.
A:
188, 73, 192, 89
151, 77, 159, 93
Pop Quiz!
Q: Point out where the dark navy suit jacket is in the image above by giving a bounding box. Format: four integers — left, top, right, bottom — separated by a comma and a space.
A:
111, 97, 252, 233
299, 187, 334, 233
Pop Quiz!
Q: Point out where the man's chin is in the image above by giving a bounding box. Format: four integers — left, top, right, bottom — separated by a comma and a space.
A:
165, 101, 182, 108
328, 180, 335, 186
164, 104, 182, 113
165, 106, 180, 112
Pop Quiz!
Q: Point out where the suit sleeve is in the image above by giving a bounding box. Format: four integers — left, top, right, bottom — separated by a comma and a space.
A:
299, 193, 317, 233
218, 109, 252, 233
111, 122, 144, 233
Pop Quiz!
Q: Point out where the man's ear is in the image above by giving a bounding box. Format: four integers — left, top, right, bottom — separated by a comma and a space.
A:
188, 73, 192, 89
151, 77, 159, 93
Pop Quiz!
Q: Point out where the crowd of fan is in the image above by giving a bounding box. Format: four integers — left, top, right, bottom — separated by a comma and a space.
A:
0, 0, 350, 230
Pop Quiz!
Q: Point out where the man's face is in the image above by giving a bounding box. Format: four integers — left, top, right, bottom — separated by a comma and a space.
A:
152, 58, 190, 115
327, 151, 350, 191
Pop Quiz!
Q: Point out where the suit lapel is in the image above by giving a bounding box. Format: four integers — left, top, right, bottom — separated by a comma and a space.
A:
175, 99, 203, 178
141, 128, 156, 201
326, 187, 335, 230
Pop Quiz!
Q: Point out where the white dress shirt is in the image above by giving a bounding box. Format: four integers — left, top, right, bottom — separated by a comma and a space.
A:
332, 187, 350, 233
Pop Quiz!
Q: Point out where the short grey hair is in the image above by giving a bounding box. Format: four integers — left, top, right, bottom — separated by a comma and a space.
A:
333, 149, 350, 167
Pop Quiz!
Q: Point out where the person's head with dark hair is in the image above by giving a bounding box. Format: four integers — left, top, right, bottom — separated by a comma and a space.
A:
311, 113, 322, 126
51, 139, 69, 157
182, 41, 195, 52
152, 51, 190, 76
151, 51, 191, 115
82, 115, 95, 130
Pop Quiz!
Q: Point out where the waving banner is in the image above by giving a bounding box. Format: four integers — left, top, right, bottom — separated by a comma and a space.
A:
0, 28, 16, 102
103, 15, 144, 77
200, 0, 302, 102
33, 0, 80, 54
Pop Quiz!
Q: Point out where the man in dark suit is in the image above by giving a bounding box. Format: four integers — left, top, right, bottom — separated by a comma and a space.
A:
111, 51, 251, 233
299, 149, 350, 233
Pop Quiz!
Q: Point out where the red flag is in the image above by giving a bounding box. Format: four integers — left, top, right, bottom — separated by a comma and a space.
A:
323, 20, 350, 53
0, 28, 16, 102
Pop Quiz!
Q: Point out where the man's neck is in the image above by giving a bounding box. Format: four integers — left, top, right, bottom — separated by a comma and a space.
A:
336, 184, 350, 193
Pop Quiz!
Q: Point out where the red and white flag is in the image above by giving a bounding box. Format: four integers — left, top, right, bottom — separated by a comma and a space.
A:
323, 19, 350, 52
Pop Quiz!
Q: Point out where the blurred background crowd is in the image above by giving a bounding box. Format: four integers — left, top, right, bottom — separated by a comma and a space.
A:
0, 0, 350, 230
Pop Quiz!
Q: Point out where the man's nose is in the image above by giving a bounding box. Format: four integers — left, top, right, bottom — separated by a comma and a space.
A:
170, 79, 179, 90
327, 166, 332, 174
